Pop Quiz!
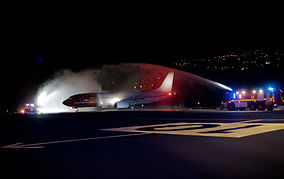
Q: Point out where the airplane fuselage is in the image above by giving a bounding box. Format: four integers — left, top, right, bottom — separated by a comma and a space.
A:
63, 90, 173, 109
63, 72, 174, 109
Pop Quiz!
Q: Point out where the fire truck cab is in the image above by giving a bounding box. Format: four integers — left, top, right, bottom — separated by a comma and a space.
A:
221, 87, 283, 111
23, 103, 37, 114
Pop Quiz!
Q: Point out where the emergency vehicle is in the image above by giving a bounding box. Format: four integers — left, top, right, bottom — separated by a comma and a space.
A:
221, 87, 283, 111
21, 104, 37, 114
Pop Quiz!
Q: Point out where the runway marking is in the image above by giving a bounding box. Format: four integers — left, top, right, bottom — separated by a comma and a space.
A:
101, 120, 284, 138
0, 133, 148, 149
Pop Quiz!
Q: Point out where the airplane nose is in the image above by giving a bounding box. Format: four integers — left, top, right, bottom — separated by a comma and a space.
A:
63, 100, 70, 106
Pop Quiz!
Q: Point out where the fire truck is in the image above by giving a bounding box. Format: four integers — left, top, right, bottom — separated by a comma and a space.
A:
221, 87, 283, 111
20, 104, 37, 114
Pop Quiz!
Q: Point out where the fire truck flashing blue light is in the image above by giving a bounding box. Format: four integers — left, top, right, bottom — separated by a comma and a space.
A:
268, 87, 274, 91
233, 93, 236, 99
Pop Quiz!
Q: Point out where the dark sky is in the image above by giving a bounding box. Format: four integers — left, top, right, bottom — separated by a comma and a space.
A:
1, 7, 283, 109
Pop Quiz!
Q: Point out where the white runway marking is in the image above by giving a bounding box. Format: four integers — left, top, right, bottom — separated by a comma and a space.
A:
102, 119, 284, 138
0, 133, 148, 149
2, 119, 284, 149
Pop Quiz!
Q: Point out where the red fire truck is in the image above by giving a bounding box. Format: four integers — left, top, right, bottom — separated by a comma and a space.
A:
19, 104, 37, 114
221, 87, 283, 111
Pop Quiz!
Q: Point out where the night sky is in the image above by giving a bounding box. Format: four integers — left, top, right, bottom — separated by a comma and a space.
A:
1, 7, 283, 110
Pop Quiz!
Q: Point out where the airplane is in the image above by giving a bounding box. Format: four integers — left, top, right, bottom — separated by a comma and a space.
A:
63, 72, 175, 109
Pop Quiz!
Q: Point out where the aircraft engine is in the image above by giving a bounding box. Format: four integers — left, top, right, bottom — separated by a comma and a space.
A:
115, 101, 130, 109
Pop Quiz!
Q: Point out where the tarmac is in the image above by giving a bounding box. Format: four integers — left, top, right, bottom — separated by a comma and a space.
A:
1, 110, 284, 178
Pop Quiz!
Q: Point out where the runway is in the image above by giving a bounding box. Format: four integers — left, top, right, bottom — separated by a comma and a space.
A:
1, 110, 284, 178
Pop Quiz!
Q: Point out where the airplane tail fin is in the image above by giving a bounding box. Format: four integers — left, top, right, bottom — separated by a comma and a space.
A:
154, 72, 174, 92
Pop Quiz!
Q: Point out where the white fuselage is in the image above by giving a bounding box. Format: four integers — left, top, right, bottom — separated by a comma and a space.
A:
97, 90, 171, 109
